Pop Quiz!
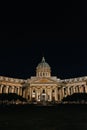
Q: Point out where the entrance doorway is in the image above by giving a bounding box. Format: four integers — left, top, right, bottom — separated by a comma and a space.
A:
40, 94, 46, 102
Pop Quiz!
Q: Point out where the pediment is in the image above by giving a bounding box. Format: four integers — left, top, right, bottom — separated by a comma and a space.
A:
30, 77, 58, 84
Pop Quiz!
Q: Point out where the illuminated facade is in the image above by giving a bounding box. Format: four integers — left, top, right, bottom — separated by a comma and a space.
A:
0, 57, 87, 103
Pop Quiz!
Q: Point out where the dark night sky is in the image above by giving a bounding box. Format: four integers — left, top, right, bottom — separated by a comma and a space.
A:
0, 3, 87, 79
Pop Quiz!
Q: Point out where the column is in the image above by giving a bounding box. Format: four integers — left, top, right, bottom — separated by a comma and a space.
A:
85, 85, 87, 93
45, 87, 47, 101
63, 87, 66, 97
20, 87, 23, 96
50, 89, 52, 101
70, 86, 73, 94
19, 87, 22, 96
9, 86, 12, 93
16, 87, 19, 95
73, 86, 76, 93
55, 87, 58, 101
57, 87, 61, 102
3, 85, 6, 93
60, 87, 64, 100
46, 88, 50, 101
11, 86, 14, 93
82, 85, 86, 93
6, 86, 9, 93
38, 89, 41, 101
30, 87, 32, 101
35, 88, 38, 101
67, 86, 70, 95
71, 86, 74, 95
0, 85, 3, 93
66, 87, 68, 96
77, 86, 79, 93
26, 88, 30, 100
79, 86, 82, 93
18, 87, 20, 95
14, 87, 16, 93
75, 86, 77, 93
23, 89, 26, 98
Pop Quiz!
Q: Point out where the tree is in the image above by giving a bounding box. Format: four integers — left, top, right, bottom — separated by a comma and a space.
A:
0, 93, 27, 104
62, 93, 87, 103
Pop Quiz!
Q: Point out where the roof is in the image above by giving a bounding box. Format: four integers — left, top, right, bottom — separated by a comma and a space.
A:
37, 57, 50, 69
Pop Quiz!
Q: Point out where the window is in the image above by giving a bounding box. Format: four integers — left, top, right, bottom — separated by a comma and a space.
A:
52, 89, 54, 93
43, 89, 45, 93
33, 90, 35, 93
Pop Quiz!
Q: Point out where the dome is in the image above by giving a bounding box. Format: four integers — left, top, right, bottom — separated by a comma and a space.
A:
36, 57, 51, 77
37, 57, 50, 69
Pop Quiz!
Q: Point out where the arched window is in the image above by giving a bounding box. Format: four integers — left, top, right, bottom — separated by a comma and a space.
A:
42, 89, 45, 93
33, 90, 35, 93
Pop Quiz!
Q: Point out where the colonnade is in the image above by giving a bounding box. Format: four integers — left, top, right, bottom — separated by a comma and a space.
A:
0, 84, 25, 97
0, 83, 87, 103
58, 84, 87, 101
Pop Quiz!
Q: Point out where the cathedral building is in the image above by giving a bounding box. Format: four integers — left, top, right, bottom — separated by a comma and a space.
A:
0, 57, 87, 103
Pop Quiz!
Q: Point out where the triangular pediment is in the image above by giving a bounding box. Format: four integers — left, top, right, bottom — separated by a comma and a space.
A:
30, 77, 58, 84
35, 78, 53, 83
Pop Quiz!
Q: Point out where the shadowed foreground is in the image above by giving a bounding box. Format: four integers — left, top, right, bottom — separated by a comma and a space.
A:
0, 104, 87, 130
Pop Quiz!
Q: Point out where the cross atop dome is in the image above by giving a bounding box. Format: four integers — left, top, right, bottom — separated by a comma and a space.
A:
42, 56, 45, 62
